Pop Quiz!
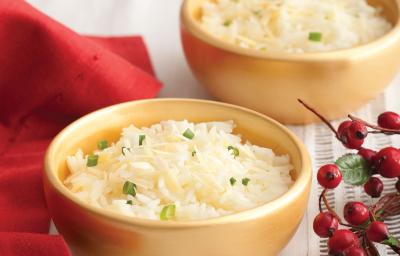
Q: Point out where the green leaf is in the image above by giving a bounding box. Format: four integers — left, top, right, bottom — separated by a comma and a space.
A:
382, 236, 399, 247
335, 154, 371, 186
375, 209, 385, 221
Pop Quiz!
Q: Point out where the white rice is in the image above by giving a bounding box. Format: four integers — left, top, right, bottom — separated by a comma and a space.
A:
64, 120, 293, 221
200, 0, 392, 53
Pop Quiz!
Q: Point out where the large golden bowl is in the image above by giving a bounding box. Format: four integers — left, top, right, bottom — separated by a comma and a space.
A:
44, 99, 312, 256
180, 0, 400, 124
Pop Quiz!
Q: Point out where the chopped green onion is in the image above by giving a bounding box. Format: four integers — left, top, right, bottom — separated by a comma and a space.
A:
230, 177, 237, 186
182, 129, 195, 139
123, 181, 137, 197
228, 146, 239, 157
122, 147, 130, 156
86, 154, 99, 167
139, 135, 146, 146
160, 204, 176, 220
242, 178, 250, 186
223, 20, 232, 26
126, 200, 133, 205
97, 140, 109, 150
192, 150, 196, 157
308, 32, 322, 42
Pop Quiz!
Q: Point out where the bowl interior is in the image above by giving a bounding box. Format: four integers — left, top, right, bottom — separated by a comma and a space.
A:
46, 99, 310, 223
183, 0, 399, 57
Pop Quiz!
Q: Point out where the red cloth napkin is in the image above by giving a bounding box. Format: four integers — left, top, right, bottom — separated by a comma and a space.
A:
0, 1, 162, 255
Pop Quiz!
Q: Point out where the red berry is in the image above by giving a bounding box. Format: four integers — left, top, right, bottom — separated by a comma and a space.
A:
357, 148, 377, 164
366, 221, 389, 243
344, 247, 366, 256
313, 212, 339, 238
396, 178, 400, 192
317, 164, 342, 189
343, 134, 364, 150
338, 121, 364, 149
375, 147, 400, 178
343, 202, 370, 226
363, 177, 384, 198
328, 229, 360, 253
338, 121, 352, 135
348, 121, 368, 140
378, 111, 400, 130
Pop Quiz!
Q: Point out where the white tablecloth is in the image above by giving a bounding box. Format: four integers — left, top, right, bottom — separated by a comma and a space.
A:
27, 1, 400, 255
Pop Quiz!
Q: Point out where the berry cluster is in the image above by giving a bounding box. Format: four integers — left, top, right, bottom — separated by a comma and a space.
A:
299, 100, 400, 256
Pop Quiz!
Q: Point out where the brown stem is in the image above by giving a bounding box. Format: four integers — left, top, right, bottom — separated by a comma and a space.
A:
320, 190, 342, 222
390, 245, 400, 255
298, 99, 340, 139
340, 222, 365, 231
364, 236, 380, 256
348, 114, 400, 135
318, 189, 326, 213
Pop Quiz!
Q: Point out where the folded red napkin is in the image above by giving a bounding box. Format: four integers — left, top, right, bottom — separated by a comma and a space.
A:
0, 1, 162, 255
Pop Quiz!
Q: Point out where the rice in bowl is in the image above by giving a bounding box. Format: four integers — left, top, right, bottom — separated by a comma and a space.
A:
64, 120, 293, 221
200, 0, 392, 53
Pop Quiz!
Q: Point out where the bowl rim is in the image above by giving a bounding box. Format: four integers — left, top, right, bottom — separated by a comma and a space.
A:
44, 98, 312, 229
180, 0, 400, 62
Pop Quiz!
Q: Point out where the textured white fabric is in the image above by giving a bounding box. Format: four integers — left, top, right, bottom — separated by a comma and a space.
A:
28, 0, 400, 255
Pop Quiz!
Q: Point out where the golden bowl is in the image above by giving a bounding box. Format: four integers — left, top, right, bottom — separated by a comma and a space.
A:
180, 0, 400, 124
44, 98, 312, 256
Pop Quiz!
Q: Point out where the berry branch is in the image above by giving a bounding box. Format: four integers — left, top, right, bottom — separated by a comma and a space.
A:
298, 99, 340, 139
299, 99, 400, 256
348, 114, 400, 135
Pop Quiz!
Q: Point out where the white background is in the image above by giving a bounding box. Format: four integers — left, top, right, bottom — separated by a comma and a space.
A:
27, 1, 400, 255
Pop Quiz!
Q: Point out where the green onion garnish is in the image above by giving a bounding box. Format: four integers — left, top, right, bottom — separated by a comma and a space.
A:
228, 146, 239, 157
308, 32, 322, 42
160, 204, 176, 220
122, 147, 130, 156
230, 177, 237, 186
242, 178, 250, 186
86, 154, 99, 167
126, 200, 133, 205
183, 129, 195, 139
97, 140, 109, 150
192, 150, 196, 157
123, 181, 137, 197
139, 135, 146, 146
223, 20, 232, 26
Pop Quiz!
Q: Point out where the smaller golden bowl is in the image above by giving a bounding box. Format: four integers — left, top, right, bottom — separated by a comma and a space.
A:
44, 99, 311, 256
180, 0, 400, 124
